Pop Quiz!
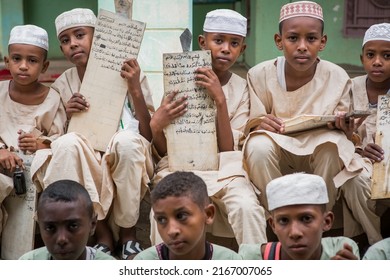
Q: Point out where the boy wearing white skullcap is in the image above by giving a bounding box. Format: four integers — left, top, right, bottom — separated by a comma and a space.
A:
243, 1, 367, 242
342, 22, 390, 252
239, 173, 360, 260
33, 8, 155, 259
0, 24, 66, 239
149, 8, 267, 248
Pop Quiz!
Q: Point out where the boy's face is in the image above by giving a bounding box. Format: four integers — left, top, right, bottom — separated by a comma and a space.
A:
361, 40, 390, 84
153, 195, 215, 260
4, 44, 49, 86
198, 32, 246, 73
274, 17, 326, 73
58, 26, 94, 68
38, 198, 97, 260
269, 204, 333, 260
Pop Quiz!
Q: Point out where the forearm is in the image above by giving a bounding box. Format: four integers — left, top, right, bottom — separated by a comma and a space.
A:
150, 118, 168, 157
215, 101, 234, 152
130, 89, 152, 142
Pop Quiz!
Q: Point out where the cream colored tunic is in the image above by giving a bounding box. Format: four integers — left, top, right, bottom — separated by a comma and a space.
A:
150, 73, 267, 246
243, 58, 363, 211
340, 75, 382, 245
0, 80, 66, 233
32, 68, 155, 226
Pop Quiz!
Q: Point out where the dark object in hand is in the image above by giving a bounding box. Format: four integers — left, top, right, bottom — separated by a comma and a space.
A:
13, 168, 26, 195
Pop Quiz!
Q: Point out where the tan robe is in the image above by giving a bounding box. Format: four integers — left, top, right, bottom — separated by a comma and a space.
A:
0, 80, 66, 233
150, 73, 267, 246
31, 68, 155, 228
340, 75, 382, 245
243, 58, 363, 211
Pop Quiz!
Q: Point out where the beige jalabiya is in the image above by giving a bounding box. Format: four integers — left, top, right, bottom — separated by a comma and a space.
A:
31, 67, 155, 227
339, 75, 382, 245
0, 80, 66, 233
243, 58, 364, 212
150, 73, 267, 246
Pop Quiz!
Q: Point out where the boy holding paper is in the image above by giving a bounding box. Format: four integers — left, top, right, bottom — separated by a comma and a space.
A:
150, 9, 266, 247
32, 8, 155, 259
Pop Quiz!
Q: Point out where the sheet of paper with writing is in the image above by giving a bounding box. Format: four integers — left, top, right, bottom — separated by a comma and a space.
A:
163, 50, 218, 171
67, 9, 146, 151
372, 95, 390, 199
114, 0, 133, 19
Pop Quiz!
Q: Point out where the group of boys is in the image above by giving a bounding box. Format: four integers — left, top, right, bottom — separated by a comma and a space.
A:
0, 1, 389, 260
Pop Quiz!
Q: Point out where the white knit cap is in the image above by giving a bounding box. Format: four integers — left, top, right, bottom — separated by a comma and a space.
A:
203, 9, 247, 37
362, 23, 390, 47
279, 1, 323, 23
55, 8, 96, 37
267, 173, 329, 211
8, 25, 49, 51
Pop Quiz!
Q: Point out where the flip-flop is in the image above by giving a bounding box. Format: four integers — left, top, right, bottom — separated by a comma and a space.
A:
121, 240, 143, 260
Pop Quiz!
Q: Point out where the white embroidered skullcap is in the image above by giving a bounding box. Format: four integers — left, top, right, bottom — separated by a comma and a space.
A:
8, 25, 48, 51
279, 1, 323, 23
55, 8, 96, 37
203, 9, 247, 37
362, 23, 390, 47
267, 173, 329, 211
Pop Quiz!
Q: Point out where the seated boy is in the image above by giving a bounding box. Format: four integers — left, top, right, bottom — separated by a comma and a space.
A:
340, 23, 390, 248
19, 180, 115, 260
0, 25, 66, 235
150, 9, 266, 246
135, 171, 241, 260
243, 1, 363, 215
31, 8, 155, 258
239, 173, 360, 260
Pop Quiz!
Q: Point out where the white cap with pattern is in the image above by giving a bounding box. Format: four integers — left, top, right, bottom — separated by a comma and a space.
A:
266, 173, 329, 211
203, 9, 247, 37
362, 23, 390, 47
8, 25, 49, 51
55, 8, 96, 37
279, 1, 323, 23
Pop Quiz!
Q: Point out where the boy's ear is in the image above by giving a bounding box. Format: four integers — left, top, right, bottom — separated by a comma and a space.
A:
322, 211, 334, 232
268, 216, 276, 233
204, 203, 215, 225
3, 56, 9, 69
360, 54, 363, 64
274, 33, 283, 50
240, 43, 247, 55
89, 214, 97, 237
41, 60, 50, 74
198, 34, 206, 50
319, 34, 327, 51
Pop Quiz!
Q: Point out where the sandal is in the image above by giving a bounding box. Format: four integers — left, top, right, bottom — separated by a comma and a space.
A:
93, 243, 112, 255
121, 240, 143, 260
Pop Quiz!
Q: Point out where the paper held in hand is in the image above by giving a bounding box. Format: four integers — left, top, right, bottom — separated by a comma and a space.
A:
283, 110, 371, 134
372, 95, 390, 199
67, 9, 146, 151
163, 50, 218, 171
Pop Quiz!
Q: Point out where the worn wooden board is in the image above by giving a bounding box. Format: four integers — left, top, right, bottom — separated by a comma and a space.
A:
163, 50, 218, 171
67, 9, 145, 151
372, 95, 390, 199
1, 155, 37, 260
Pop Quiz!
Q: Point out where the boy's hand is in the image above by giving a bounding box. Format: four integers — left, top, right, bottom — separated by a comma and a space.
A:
363, 143, 384, 163
151, 91, 188, 132
331, 243, 358, 260
0, 148, 23, 173
195, 67, 225, 105
66, 92, 89, 120
255, 114, 284, 133
331, 112, 366, 140
121, 58, 141, 95
17, 130, 38, 153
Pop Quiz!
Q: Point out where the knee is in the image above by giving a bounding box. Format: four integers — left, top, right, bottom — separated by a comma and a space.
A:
342, 172, 372, 200
51, 132, 80, 151
111, 130, 143, 153
245, 135, 277, 163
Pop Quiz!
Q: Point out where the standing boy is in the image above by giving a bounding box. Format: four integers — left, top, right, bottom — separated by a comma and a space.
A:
31, 8, 155, 258
243, 1, 361, 213
135, 171, 241, 260
342, 23, 390, 246
239, 173, 359, 260
19, 180, 115, 260
0, 25, 66, 236
150, 9, 266, 246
